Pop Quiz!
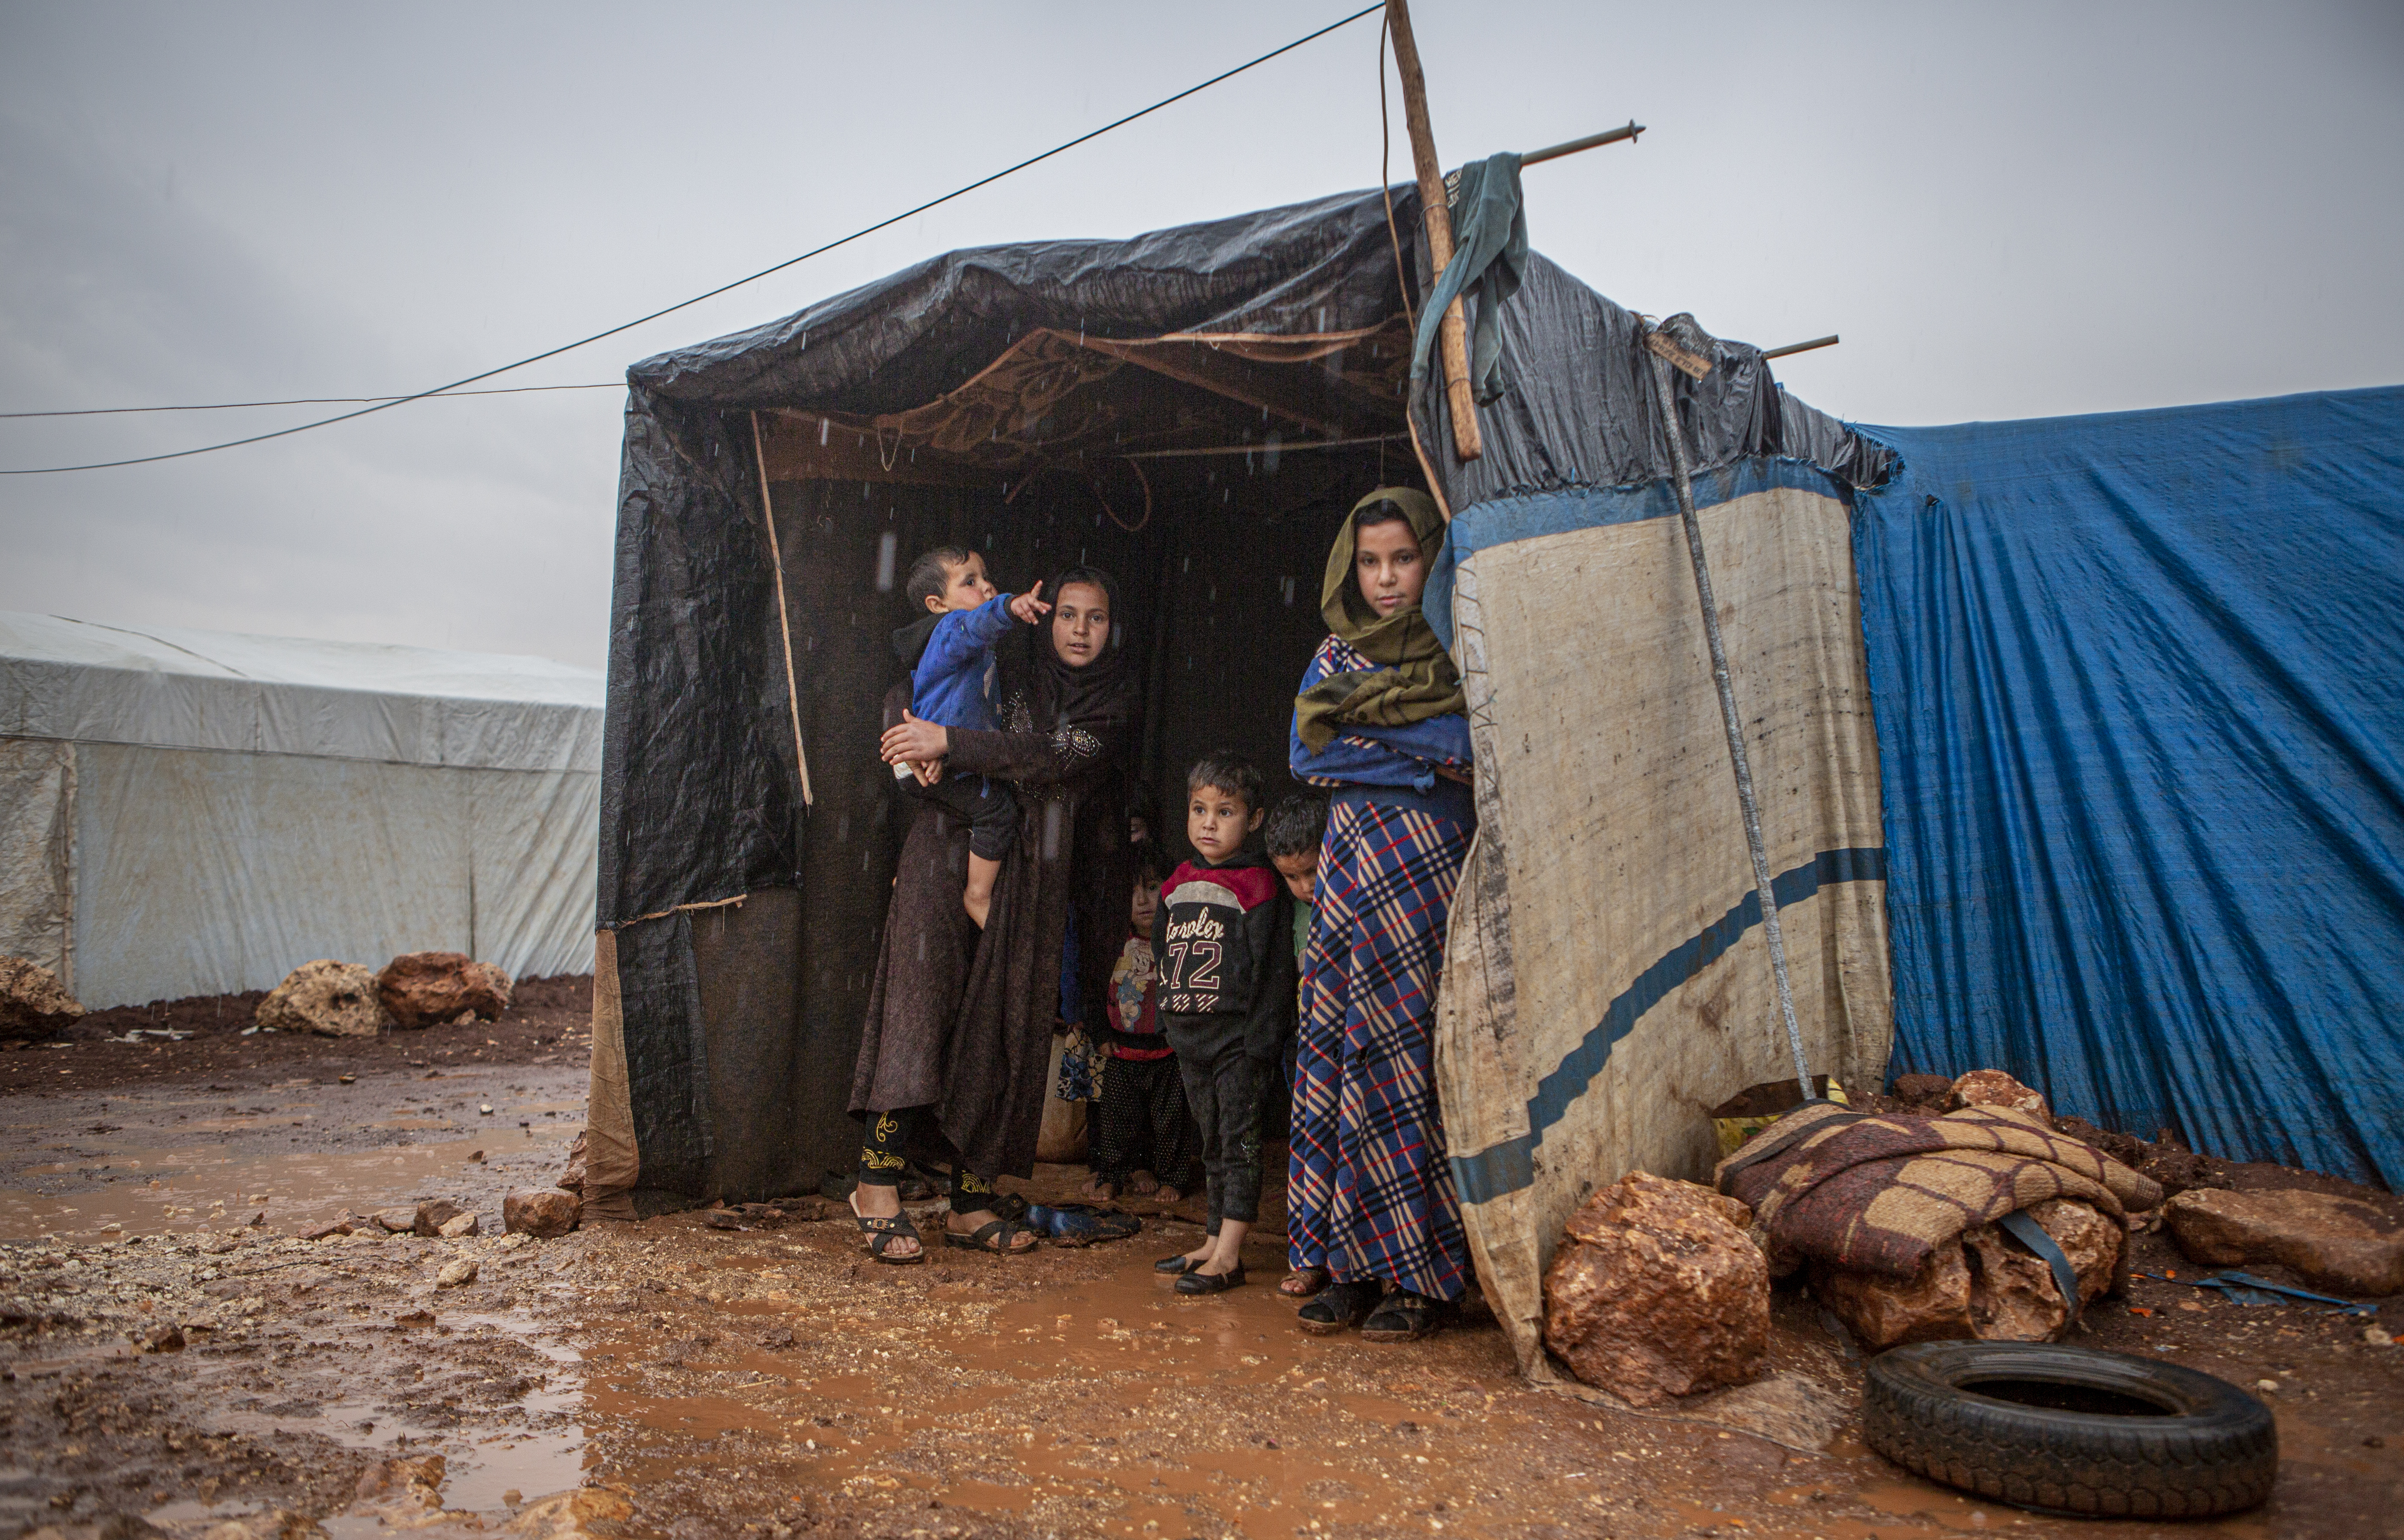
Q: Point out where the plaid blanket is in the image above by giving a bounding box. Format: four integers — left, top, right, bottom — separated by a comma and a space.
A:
1714, 1102, 2163, 1280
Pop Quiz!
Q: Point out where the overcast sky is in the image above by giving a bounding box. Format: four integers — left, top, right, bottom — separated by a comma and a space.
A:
3, 1, 2398, 671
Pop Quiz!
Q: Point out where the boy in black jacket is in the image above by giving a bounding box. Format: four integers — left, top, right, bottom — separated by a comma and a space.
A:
1150, 752, 1294, 1295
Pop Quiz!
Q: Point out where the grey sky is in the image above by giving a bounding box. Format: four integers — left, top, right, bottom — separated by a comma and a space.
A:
3, 1, 2398, 671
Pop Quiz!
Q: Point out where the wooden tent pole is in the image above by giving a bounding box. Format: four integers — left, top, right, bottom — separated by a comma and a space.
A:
749, 411, 814, 807
1385, 0, 1482, 463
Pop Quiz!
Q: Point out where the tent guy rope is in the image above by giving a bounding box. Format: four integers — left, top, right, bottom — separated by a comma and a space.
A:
1644, 320, 1814, 1100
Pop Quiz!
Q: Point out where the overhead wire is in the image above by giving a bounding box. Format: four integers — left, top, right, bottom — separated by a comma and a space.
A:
0, 382, 627, 419
2, 3, 1385, 476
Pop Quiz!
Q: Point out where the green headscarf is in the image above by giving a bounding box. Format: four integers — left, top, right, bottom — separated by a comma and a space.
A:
1293, 487, 1465, 752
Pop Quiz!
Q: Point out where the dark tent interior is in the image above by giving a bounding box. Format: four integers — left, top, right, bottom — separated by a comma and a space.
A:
603, 190, 1446, 1199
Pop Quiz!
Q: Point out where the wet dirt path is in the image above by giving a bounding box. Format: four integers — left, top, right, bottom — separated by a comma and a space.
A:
0, 1034, 2396, 1538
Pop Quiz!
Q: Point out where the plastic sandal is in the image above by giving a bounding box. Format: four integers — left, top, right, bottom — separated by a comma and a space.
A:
1361, 1290, 1450, 1342
1296, 1279, 1383, 1334
1280, 1266, 1331, 1299
944, 1216, 1037, 1254
1029, 1202, 1142, 1246
846, 1192, 925, 1265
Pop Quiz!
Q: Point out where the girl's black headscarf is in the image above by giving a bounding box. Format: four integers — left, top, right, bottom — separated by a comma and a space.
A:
1001, 563, 1139, 740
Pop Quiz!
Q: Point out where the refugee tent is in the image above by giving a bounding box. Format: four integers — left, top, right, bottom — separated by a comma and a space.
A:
1852, 386, 2404, 1197
585, 179, 1893, 1324
0, 612, 603, 1010
589, 175, 2403, 1376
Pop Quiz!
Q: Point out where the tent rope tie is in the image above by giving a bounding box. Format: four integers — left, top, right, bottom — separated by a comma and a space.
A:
1642, 326, 1812, 1100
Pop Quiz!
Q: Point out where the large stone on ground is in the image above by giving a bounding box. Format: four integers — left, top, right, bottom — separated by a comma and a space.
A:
0, 956, 84, 1037
377, 951, 513, 1029
1947, 1068, 2050, 1119
1887, 1073, 1954, 1110
504, 1188, 580, 1238
1812, 1197, 2122, 1349
256, 960, 391, 1038
2165, 1187, 2404, 1296
413, 1199, 464, 1237
1541, 1170, 1768, 1406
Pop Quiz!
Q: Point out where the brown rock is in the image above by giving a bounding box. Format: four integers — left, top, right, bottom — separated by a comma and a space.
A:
141, 1324, 186, 1353
348, 1454, 445, 1528
1888, 1073, 1954, 1110
436, 1212, 480, 1239
255, 960, 391, 1038
372, 1207, 416, 1234
0, 956, 85, 1037
300, 1215, 355, 1242
376, 951, 512, 1029
557, 1130, 588, 1193
2164, 1187, 2404, 1296
1948, 1069, 2049, 1119
500, 1488, 634, 1538
503, 1188, 580, 1238
435, 1257, 478, 1288
353, 1453, 445, 1505
1812, 1197, 2122, 1350
1540, 1170, 1769, 1406
1811, 1237, 1975, 1346
413, 1199, 463, 1237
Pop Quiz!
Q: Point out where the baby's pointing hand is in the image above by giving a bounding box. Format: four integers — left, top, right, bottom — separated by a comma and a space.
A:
1008, 581, 1052, 625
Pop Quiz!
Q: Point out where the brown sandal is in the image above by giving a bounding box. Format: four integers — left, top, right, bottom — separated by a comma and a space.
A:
847, 1192, 925, 1265
1280, 1266, 1331, 1298
944, 1216, 1037, 1254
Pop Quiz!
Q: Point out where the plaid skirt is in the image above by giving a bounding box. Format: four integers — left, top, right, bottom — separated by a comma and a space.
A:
1286, 793, 1473, 1301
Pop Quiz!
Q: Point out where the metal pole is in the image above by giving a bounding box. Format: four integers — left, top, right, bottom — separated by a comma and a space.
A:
1520, 121, 1644, 166
1762, 334, 1840, 361
1644, 342, 1812, 1098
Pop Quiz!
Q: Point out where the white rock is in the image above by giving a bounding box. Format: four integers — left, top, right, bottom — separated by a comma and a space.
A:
436, 1258, 477, 1288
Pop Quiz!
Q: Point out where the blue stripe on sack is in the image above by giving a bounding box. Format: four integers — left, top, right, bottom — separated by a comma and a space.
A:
1449, 846, 1888, 1205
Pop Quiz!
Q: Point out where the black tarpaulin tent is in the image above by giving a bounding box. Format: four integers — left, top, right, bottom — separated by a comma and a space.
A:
583, 181, 1894, 1364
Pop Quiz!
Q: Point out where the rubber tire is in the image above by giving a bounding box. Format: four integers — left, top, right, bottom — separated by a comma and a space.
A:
1863, 1341, 2276, 1518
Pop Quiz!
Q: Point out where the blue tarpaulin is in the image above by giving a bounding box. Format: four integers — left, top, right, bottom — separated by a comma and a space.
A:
1851, 386, 2404, 1189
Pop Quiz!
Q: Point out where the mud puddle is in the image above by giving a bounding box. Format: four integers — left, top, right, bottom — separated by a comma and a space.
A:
0, 1064, 586, 1241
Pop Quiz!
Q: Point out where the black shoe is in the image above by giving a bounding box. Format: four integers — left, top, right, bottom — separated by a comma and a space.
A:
1154, 1252, 1204, 1275
1296, 1278, 1382, 1334
1175, 1262, 1246, 1295
1361, 1289, 1450, 1342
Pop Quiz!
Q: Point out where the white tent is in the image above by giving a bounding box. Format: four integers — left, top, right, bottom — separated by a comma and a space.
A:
0, 612, 602, 1010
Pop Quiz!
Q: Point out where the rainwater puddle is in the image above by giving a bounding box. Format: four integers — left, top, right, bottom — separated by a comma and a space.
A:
435, 1311, 590, 1511
0, 1127, 573, 1240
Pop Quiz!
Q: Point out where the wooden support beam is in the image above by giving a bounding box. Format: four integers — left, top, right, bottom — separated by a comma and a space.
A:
1079, 335, 1353, 439
1385, 0, 1482, 462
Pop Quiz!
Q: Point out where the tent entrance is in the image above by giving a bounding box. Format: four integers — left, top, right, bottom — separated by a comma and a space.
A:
701, 322, 1428, 1197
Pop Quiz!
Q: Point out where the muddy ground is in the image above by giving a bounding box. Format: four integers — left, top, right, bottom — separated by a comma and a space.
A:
3, 983, 2398, 1539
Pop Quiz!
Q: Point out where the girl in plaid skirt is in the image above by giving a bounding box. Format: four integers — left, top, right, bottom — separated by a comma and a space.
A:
1284, 488, 1476, 1341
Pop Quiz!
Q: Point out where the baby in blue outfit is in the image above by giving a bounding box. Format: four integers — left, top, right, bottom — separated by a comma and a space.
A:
891, 546, 1048, 926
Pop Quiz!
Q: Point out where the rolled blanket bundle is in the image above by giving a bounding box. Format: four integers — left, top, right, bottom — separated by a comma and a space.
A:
1714, 1101, 2164, 1280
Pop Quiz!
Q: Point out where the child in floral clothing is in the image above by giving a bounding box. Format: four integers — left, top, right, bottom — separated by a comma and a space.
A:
1087, 849, 1197, 1201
